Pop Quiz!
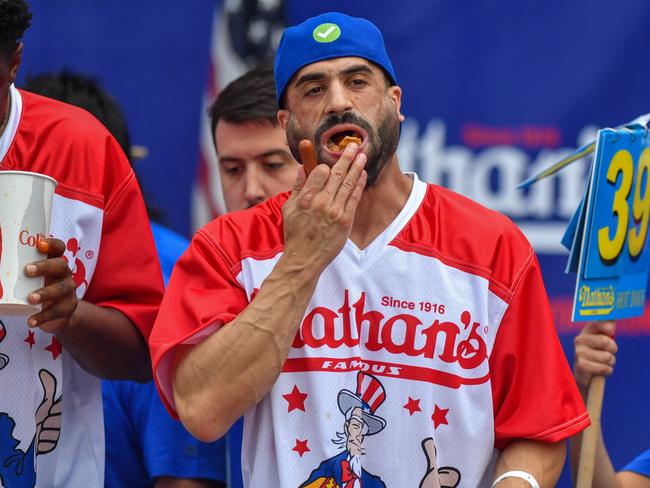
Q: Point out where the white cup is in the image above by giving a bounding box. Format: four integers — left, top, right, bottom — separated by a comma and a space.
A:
0, 171, 57, 315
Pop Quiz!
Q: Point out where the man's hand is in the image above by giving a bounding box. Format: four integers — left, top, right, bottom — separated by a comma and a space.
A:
282, 141, 367, 273
24, 237, 78, 334
573, 321, 617, 391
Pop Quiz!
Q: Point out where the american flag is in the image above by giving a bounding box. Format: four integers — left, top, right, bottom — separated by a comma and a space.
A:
191, 0, 286, 231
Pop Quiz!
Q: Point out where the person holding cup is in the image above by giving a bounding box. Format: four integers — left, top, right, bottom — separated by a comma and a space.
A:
0, 1, 164, 487
24, 70, 229, 488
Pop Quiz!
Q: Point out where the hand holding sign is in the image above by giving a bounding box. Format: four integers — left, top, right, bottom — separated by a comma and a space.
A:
573, 321, 617, 391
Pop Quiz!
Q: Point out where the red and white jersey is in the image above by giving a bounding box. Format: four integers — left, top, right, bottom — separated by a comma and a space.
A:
0, 85, 163, 487
151, 174, 589, 487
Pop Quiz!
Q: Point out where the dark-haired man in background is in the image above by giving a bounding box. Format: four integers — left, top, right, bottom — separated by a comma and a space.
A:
208, 63, 299, 213
0, 1, 163, 486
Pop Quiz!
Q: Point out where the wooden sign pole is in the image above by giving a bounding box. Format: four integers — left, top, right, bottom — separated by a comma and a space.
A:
576, 375, 606, 488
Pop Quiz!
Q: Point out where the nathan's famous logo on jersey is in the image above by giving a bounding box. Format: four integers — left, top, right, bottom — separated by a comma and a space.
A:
287, 290, 489, 388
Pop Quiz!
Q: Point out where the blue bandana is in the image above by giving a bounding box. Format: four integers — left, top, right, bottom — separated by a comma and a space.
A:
274, 12, 397, 107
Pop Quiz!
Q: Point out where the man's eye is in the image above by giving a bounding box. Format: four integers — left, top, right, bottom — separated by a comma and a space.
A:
223, 165, 242, 175
263, 162, 286, 171
350, 78, 366, 87
306, 86, 323, 96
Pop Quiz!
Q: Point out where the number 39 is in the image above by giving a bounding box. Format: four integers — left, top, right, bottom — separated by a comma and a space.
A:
598, 147, 650, 263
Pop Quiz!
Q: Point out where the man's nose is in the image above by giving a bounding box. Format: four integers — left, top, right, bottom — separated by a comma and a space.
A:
244, 166, 265, 207
325, 80, 353, 115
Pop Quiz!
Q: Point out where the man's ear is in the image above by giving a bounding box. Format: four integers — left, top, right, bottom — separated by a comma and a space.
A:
388, 85, 405, 122
277, 109, 289, 130
9, 43, 23, 85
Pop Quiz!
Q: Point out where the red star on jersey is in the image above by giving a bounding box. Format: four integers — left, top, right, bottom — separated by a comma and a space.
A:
403, 396, 422, 416
282, 385, 308, 412
292, 439, 310, 457
45, 336, 62, 360
24, 330, 36, 348
431, 405, 449, 429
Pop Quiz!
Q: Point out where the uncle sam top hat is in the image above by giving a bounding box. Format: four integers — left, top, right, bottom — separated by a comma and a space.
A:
274, 12, 398, 108
337, 371, 387, 435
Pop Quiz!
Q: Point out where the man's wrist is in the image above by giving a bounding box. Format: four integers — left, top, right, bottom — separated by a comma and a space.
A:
276, 251, 324, 283
493, 479, 531, 487
55, 299, 85, 339
492, 470, 540, 488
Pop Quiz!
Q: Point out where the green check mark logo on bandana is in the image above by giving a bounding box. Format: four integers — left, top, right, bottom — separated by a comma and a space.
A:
313, 23, 341, 43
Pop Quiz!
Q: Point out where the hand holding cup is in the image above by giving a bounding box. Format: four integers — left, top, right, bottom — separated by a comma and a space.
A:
25, 237, 78, 333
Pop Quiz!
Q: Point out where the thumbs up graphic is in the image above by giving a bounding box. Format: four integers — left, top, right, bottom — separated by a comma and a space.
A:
420, 437, 441, 488
420, 437, 461, 488
35, 369, 62, 455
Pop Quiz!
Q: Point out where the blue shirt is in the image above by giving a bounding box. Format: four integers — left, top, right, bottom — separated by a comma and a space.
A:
103, 223, 227, 487
227, 418, 244, 488
103, 381, 227, 487
623, 449, 650, 477
150, 223, 192, 286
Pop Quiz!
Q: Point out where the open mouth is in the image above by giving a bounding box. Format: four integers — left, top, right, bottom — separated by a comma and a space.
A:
322, 125, 366, 154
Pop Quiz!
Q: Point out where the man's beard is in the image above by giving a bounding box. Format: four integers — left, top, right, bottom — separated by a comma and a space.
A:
349, 454, 362, 478
286, 107, 400, 188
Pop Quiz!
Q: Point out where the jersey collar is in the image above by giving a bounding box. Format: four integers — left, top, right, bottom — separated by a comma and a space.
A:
0, 84, 23, 165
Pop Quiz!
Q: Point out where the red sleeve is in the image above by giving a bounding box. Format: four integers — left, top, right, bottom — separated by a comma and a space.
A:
7, 92, 164, 340
490, 253, 590, 450
82, 144, 164, 341
149, 227, 249, 414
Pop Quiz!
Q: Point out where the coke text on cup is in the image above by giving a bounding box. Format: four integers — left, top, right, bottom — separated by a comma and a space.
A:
18, 230, 47, 249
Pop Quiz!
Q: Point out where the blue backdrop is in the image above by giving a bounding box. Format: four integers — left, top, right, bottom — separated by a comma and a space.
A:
17, 1, 650, 486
